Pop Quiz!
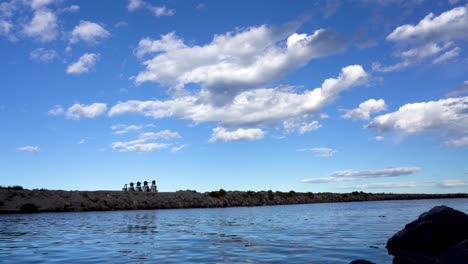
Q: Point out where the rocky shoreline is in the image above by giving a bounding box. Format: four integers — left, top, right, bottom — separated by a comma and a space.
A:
1, 189, 467, 214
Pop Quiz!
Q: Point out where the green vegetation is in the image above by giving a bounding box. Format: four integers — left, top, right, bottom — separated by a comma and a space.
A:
0, 185, 24, 190
208, 189, 227, 198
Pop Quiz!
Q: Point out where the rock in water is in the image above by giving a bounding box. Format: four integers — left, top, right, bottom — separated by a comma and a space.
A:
387, 205, 468, 263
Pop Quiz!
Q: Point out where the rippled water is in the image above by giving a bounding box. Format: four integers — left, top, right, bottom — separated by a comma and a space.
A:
1, 198, 467, 263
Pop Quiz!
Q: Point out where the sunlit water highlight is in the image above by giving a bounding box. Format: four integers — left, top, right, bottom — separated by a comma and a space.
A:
1, 198, 467, 263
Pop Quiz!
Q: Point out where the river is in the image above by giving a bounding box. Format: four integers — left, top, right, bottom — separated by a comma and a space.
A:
1, 198, 467, 263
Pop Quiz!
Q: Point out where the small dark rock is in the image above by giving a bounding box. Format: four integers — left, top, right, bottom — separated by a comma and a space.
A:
350, 260, 375, 264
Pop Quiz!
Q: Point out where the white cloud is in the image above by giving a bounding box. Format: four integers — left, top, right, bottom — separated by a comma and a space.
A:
209, 127, 265, 142
134, 23, 350, 103
30, 0, 54, 10
127, 0, 174, 16
299, 121, 322, 134
432, 47, 460, 64
127, 0, 145, 11
134, 32, 187, 58
70, 21, 109, 44
61, 5, 79, 13
0, 19, 12, 36
445, 136, 468, 147
149, 6, 174, 17
77, 138, 87, 144
30, 48, 58, 62
66, 53, 99, 74
65, 103, 107, 120
367, 96, 468, 147
23, 9, 57, 42
372, 135, 385, 141
367, 96, 467, 135
171, 144, 186, 152
387, 6, 468, 43
297, 147, 337, 157
114, 21, 128, 28
111, 123, 154, 134
342, 99, 387, 120
374, 6, 468, 72
47, 105, 64, 115
110, 65, 369, 131
139, 130, 180, 140
338, 179, 466, 189
111, 129, 180, 152
447, 81, 468, 97
302, 166, 422, 183
17, 145, 40, 152
112, 140, 168, 152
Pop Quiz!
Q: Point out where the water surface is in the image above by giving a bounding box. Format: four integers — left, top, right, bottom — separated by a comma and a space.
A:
1, 198, 467, 263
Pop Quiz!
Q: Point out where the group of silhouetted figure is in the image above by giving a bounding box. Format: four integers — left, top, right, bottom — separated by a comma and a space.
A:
123, 180, 157, 192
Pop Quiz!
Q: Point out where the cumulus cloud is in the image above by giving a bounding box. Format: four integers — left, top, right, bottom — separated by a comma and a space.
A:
23, 9, 57, 42
111, 129, 180, 152
374, 6, 468, 72
134, 32, 187, 58
110, 65, 370, 132
342, 99, 387, 120
70, 21, 109, 44
127, 0, 174, 17
66, 53, 99, 74
386, 6, 468, 43
209, 127, 265, 142
133, 22, 350, 103
297, 147, 337, 157
338, 179, 467, 189
17, 145, 40, 152
302, 166, 422, 183
366, 96, 468, 146
447, 81, 468, 97
65, 103, 107, 120
30, 48, 58, 62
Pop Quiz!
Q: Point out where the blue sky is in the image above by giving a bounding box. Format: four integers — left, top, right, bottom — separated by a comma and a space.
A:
1, 0, 467, 193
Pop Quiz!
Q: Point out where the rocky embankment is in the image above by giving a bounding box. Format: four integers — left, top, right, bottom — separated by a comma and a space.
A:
1, 189, 467, 214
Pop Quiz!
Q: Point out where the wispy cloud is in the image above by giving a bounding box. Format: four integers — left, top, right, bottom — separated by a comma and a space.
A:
17, 145, 40, 153
338, 180, 467, 189
111, 130, 181, 152
297, 147, 337, 157
302, 166, 422, 183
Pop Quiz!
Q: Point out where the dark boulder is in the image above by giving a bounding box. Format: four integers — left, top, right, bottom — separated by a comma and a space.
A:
387, 205, 468, 263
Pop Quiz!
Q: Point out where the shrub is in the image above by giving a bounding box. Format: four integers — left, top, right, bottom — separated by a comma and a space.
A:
0, 185, 24, 190
351, 191, 360, 195
20, 203, 38, 213
208, 189, 227, 198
